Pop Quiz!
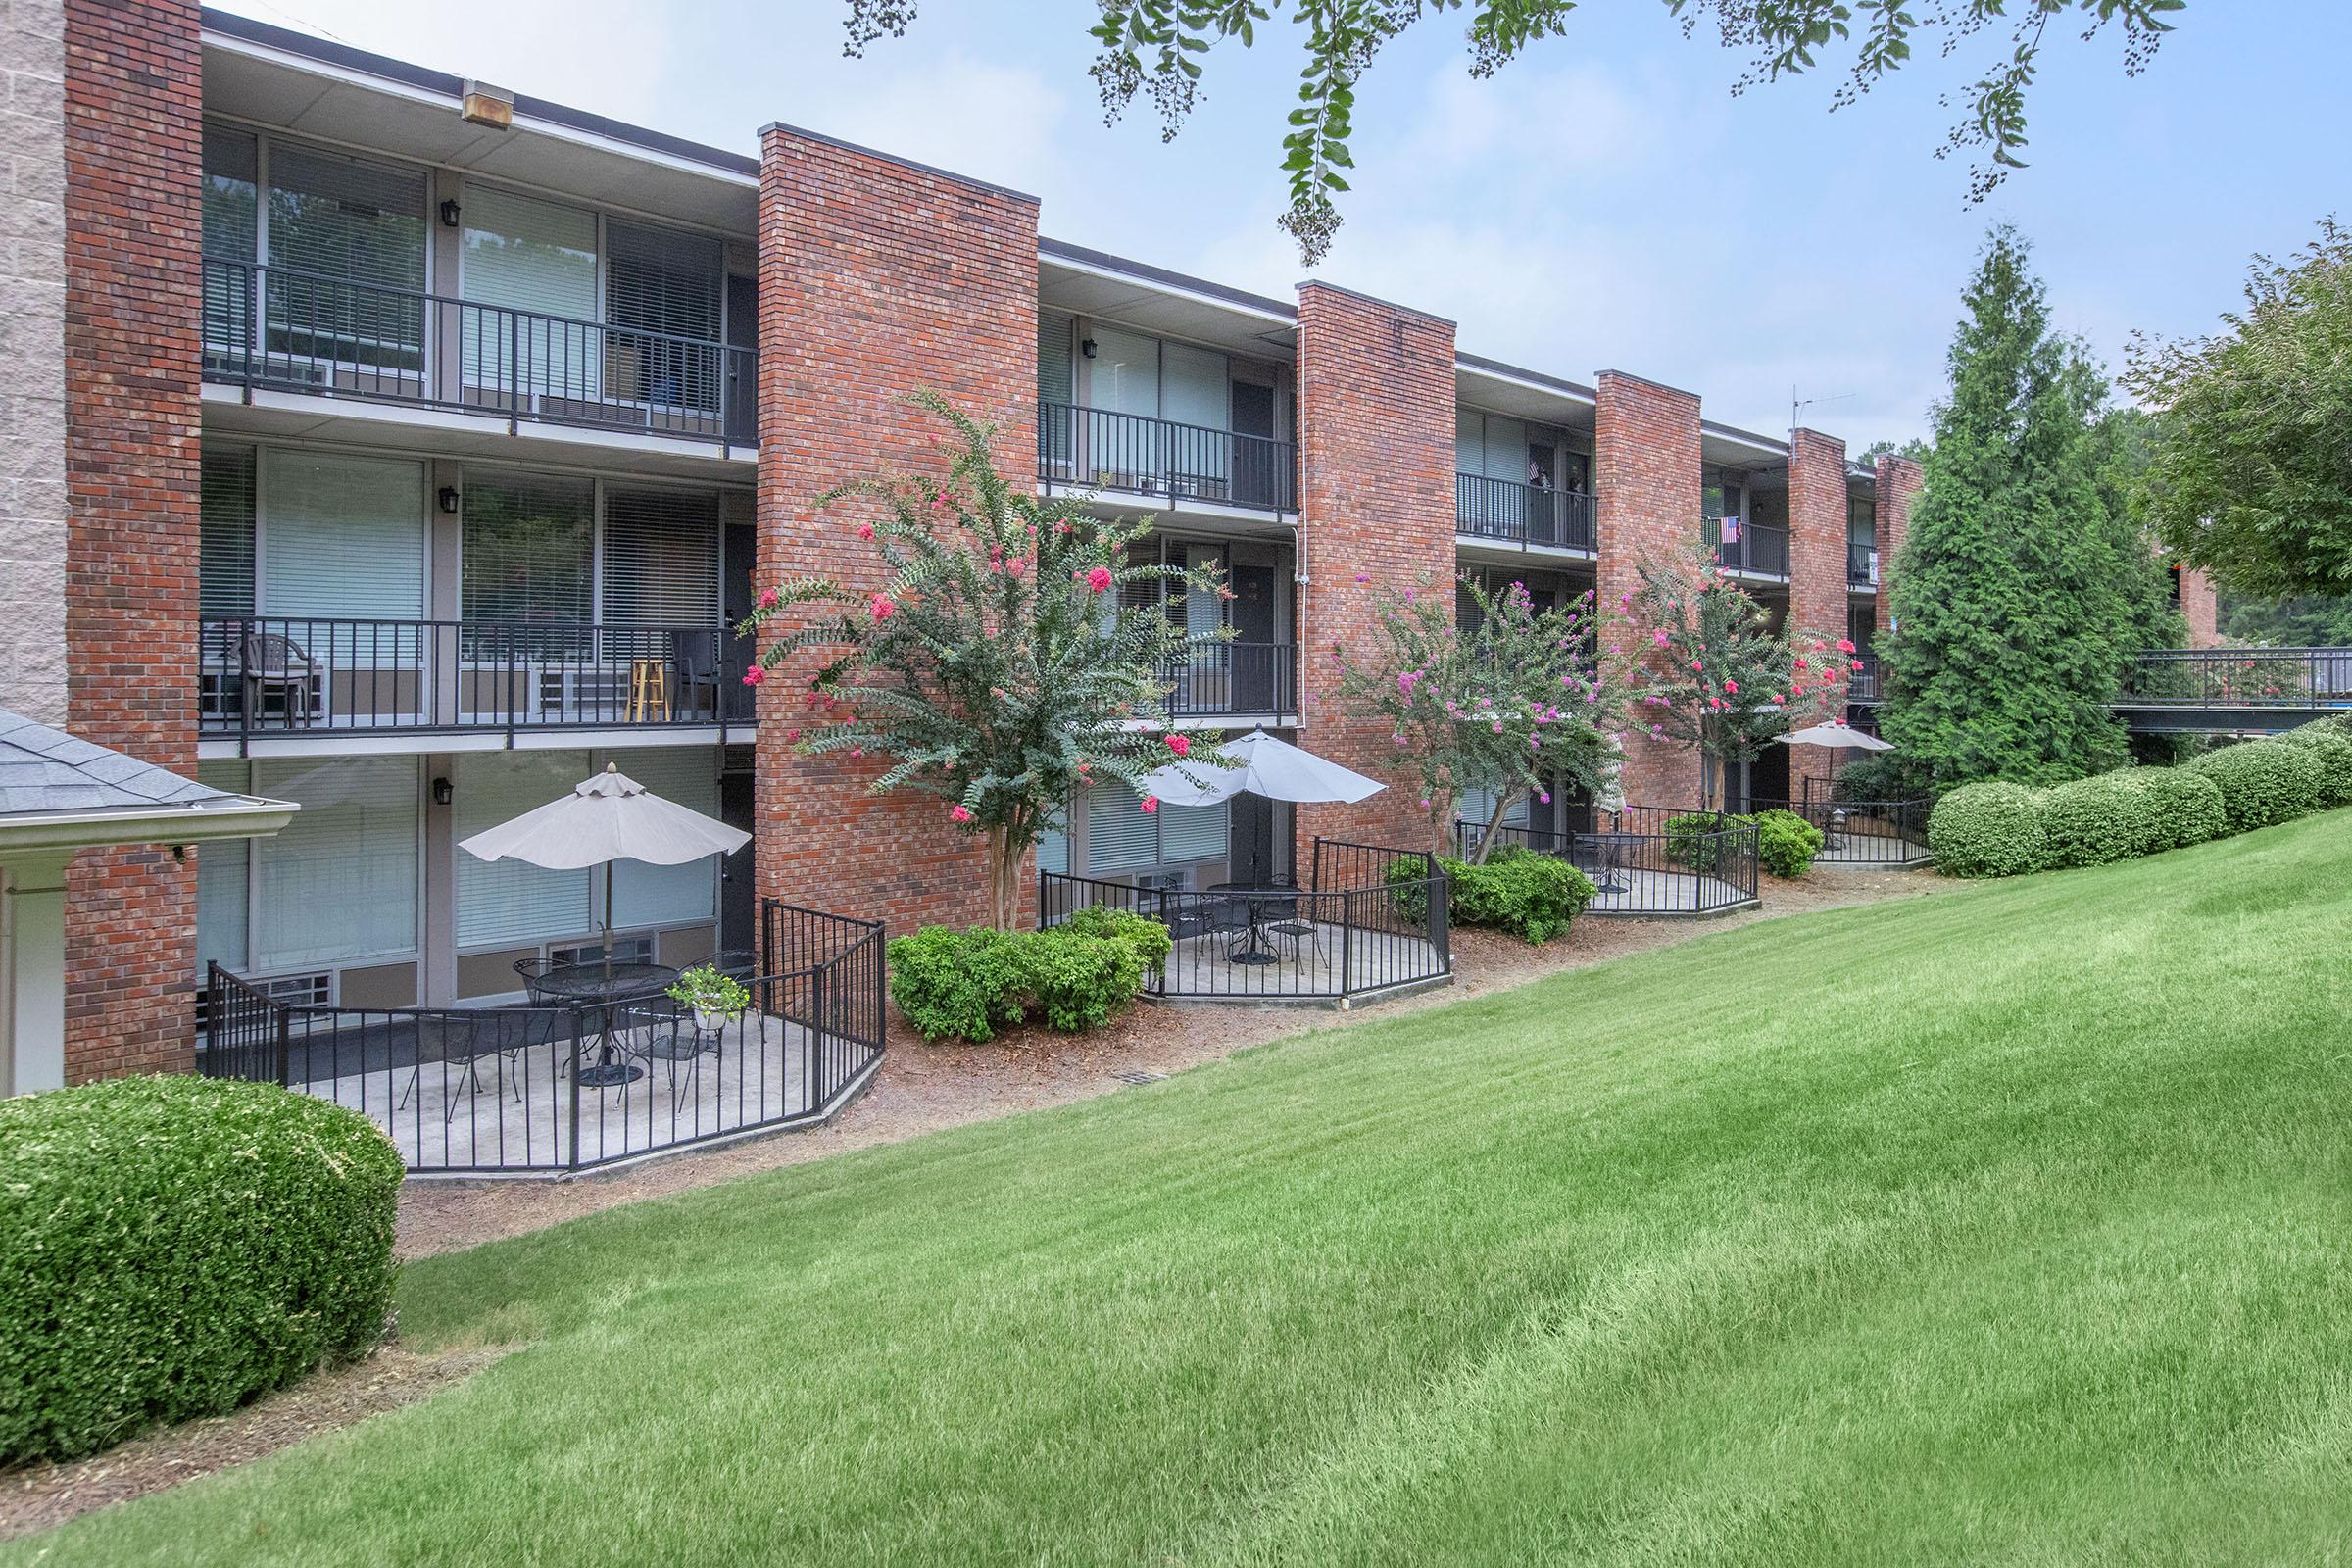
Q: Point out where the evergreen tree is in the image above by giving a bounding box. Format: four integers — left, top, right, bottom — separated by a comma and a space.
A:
1882, 228, 2180, 791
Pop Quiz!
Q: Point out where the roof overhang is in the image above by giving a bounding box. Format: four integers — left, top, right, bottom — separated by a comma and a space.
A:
0, 796, 297, 858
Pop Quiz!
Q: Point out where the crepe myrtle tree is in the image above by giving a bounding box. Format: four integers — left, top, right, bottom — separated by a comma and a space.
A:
736, 393, 1230, 930
1333, 573, 1619, 862
1609, 540, 1855, 809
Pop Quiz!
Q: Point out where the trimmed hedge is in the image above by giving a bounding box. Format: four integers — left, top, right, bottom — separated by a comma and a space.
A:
2185, 741, 2325, 832
1927, 782, 2049, 878
1424, 846, 1595, 944
888, 915, 1167, 1042
2274, 726, 2352, 809
2139, 768, 2230, 850
2040, 772, 2161, 868
1752, 808, 1826, 878
0, 1076, 401, 1465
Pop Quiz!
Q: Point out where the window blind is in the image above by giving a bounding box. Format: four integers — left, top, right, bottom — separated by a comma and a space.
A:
1455, 408, 1483, 474
607, 749, 719, 929
1161, 342, 1229, 430
1183, 545, 1225, 641
195, 760, 251, 973
200, 446, 255, 617
1088, 325, 1158, 418
1457, 786, 1529, 831
251, 757, 420, 970
202, 126, 258, 261
1037, 807, 1068, 876
455, 751, 590, 950
1157, 800, 1227, 863
602, 486, 720, 626
606, 220, 721, 415
264, 143, 426, 371
1038, 309, 1074, 405
461, 183, 599, 396
1482, 415, 1527, 482
461, 470, 594, 627
1084, 781, 1161, 874
260, 449, 425, 619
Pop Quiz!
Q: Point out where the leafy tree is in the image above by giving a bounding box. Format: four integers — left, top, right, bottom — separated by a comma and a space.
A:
738, 394, 1228, 929
1881, 227, 2180, 791
2127, 220, 2352, 600
2219, 592, 2352, 647
1608, 539, 1851, 809
1332, 574, 1616, 861
1857, 436, 1930, 468
844, 1, 2185, 263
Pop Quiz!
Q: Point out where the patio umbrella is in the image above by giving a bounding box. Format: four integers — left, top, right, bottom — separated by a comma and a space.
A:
1773, 721, 1894, 753
1136, 728, 1385, 807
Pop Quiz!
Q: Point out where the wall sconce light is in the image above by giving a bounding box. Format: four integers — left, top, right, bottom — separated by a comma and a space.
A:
1080, 337, 1098, 359
432, 777, 453, 807
437, 486, 461, 514
439, 199, 463, 229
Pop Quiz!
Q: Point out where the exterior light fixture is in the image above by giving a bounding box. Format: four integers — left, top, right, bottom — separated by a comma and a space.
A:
439, 199, 462, 229
1080, 338, 1098, 359
432, 777, 454, 807
437, 486, 461, 514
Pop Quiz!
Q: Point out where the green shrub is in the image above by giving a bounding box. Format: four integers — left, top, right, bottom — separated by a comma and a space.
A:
2185, 741, 2326, 832
2139, 768, 2230, 850
1751, 808, 1825, 878
1433, 846, 1596, 944
888, 926, 1031, 1042
1022, 929, 1147, 1032
2039, 772, 2162, 868
1062, 905, 1174, 972
2272, 726, 2352, 809
1927, 781, 2047, 878
2287, 713, 2352, 745
1662, 811, 1749, 873
0, 1076, 401, 1464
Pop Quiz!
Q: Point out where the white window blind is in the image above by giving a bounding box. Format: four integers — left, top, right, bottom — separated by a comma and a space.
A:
251, 757, 419, 970
200, 446, 255, 617
1085, 782, 1161, 874
1457, 786, 1529, 830
1158, 800, 1228, 863
461, 470, 594, 626
1482, 415, 1527, 482
1161, 342, 1229, 428
1455, 408, 1482, 474
1183, 544, 1225, 640
1038, 807, 1068, 876
607, 749, 718, 929
461, 183, 599, 396
202, 126, 258, 261
195, 760, 251, 973
260, 449, 425, 620
603, 486, 720, 626
606, 220, 721, 416
1089, 325, 1158, 418
1038, 309, 1074, 405
264, 144, 426, 372
456, 751, 591, 949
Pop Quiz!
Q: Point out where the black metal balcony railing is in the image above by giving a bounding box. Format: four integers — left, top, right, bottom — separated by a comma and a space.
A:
2119, 647, 2352, 708
198, 615, 752, 746
1712, 519, 1789, 578
1454, 473, 1597, 553
1847, 539, 1879, 586
1037, 401, 1297, 514
1846, 652, 1883, 704
201, 258, 757, 447
1159, 641, 1298, 719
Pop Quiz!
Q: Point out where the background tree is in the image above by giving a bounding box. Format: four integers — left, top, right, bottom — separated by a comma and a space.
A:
739, 394, 1228, 930
2127, 220, 2352, 601
1881, 227, 2180, 792
1609, 541, 1850, 809
844, 1, 2185, 262
1332, 574, 1615, 861
2219, 592, 2352, 647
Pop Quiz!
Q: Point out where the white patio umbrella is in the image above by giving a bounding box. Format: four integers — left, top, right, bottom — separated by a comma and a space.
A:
1774, 721, 1894, 753
1136, 728, 1386, 807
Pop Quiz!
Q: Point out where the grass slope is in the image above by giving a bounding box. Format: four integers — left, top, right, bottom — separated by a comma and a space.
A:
17, 815, 2352, 1565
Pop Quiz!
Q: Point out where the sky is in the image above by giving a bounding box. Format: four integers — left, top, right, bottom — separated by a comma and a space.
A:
211, 0, 2344, 448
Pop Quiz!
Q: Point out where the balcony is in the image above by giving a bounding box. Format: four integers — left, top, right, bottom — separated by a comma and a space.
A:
1848, 540, 1880, 587
199, 616, 752, 748
1712, 519, 1788, 580
1847, 653, 1882, 704
200, 259, 757, 448
1454, 474, 1597, 555
1037, 402, 1297, 514
1160, 641, 1298, 722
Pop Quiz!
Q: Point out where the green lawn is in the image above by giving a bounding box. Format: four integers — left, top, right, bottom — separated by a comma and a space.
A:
19, 814, 2352, 1565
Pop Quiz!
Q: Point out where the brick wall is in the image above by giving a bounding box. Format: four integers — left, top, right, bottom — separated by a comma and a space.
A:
1872, 453, 1922, 618
1594, 371, 1704, 808
2177, 564, 2219, 647
1293, 283, 1457, 857
1786, 427, 1848, 797
0, 0, 68, 727
60, 0, 202, 1080
754, 125, 1039, 933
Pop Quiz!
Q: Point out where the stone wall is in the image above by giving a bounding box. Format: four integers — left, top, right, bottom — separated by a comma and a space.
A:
0, 0, 68, 726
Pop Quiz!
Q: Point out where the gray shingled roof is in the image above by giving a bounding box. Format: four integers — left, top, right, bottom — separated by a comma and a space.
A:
0, 710, 240, 819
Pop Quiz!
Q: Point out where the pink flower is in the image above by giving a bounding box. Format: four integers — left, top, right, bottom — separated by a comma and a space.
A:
930, 490, 950, 514
1087, 565, 1113, 594
1794, 657, 1809, 672
758, 587, 780, 611
949, 805, 973, 823
1837, 638, 1856, 654
1165, 734, 1191, 757
849, 747, 863, 759
1653, 629, 1670, 648
785, 727, 801, 742
741, 666, 764, 686
1691, 660, 1704, 672
869, 594, 898, 621
1723, 679, 1739, 695
1850, 659, 1863, 672
1538, 791, 1551, 805
856, 521, 874, 541
1140, 795, 1158, 814
1004, 556, 1026, 578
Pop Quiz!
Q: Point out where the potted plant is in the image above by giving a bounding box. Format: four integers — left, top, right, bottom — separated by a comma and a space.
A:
666, 963, 751, 1035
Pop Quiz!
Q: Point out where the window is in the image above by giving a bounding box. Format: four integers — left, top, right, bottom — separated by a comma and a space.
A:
462, 471, 595, 628
1088, 325, 1159, 419
201, 126, 258, 261
607, 749, 718, 928
1038, 807, 1069, 876
195, 760, 252, 976
260, 449, 426, 620
456, 751, 592, 950
602, 486, 720, 627
249, 757, 421, 970
1082, 781, 1228, 876
461, 183, 600, 399
263, 143, 428, 374
606, 220, 722, 415
199, 446, 255, 618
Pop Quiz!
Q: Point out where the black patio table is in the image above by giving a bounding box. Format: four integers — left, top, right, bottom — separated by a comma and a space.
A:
1206, 881, 1299, 966
533, 960, 678, 1087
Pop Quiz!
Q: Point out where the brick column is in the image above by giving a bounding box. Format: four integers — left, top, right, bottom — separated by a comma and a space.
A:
60, 0, 203, 1080
2178, 565, 2219, 647
1293, 283, 1456, 856
1787, 427, 1848, 799
755, 125, 1039, 934
1873, 452, 1922, 622
1594, 371, 1703, 809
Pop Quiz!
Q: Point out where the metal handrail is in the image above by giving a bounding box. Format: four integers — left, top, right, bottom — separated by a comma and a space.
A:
1712, 518, 1790, 578
2120, 646, 2352, 707
1453, 472, 1597, 553
1036, 400, 1298, 514
1158, 640, 1298, 718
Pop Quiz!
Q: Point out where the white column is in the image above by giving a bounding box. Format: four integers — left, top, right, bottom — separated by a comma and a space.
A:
2, 852, 73, 1095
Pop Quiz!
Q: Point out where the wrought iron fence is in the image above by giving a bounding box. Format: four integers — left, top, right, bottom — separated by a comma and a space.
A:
197, 615, 748, 746
1037, 401, 1298, 514
1454, 473, 1598, 553
1455, 804, 1762, 915
1776, 782, 1934, 867
201, 903, 882, 1176
1038, 837, 1449, 1003
1847, 653, 1883, 704
2120, 648, 2352, 708
1713, 519, 1790, 578
1847, 540, 1879, 585
1160, 641, 1298, 719
202, 258, 756, 446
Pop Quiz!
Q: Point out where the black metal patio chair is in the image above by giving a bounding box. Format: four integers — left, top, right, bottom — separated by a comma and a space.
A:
614, 1000, 717, 1097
